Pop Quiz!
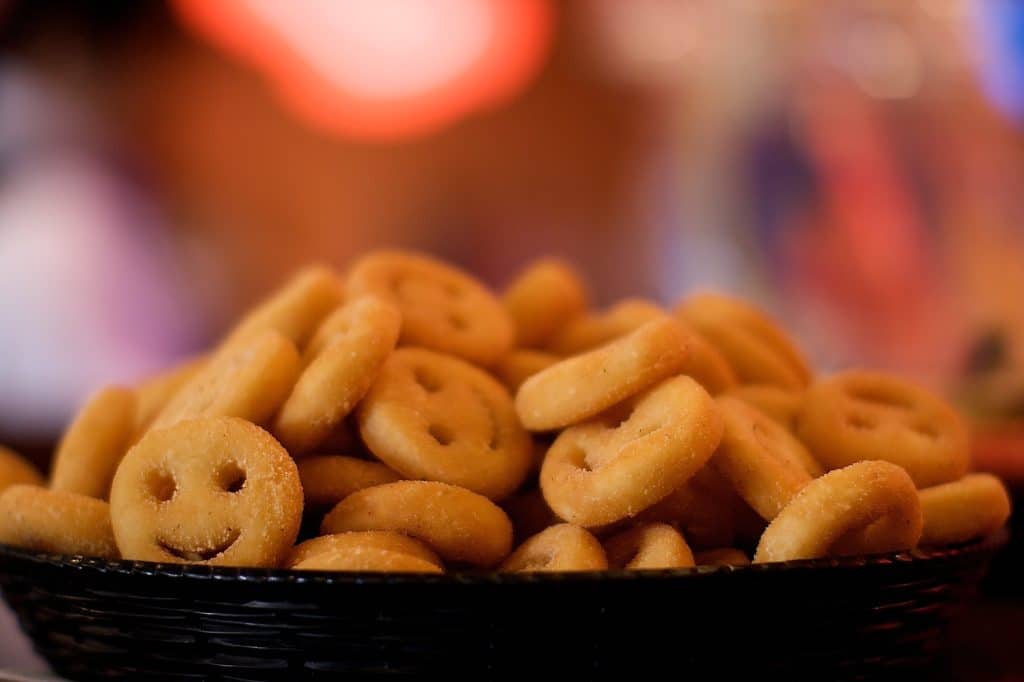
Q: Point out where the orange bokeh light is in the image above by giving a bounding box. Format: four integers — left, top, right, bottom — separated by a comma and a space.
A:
173, 0, 554, 141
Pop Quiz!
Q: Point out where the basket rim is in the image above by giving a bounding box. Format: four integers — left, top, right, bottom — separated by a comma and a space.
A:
0, 529, 1007, 585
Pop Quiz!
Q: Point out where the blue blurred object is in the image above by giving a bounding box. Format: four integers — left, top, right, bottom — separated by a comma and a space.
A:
974, 0, 1024, 122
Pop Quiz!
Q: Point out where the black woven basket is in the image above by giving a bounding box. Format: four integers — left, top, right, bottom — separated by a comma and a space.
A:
0, 532, 1006, 681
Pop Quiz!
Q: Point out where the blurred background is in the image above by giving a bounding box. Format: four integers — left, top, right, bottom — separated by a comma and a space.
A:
0, 0, 1023, 675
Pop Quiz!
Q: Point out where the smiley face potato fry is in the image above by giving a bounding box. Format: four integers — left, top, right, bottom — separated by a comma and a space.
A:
110, 417, 303, 567
0, 255, 1006, 574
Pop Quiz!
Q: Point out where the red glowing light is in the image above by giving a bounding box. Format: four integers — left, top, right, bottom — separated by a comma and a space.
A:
173, 0, 553, 140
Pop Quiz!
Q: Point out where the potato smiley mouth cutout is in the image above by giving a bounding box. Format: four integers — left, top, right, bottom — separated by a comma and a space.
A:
157, 528, 241, 562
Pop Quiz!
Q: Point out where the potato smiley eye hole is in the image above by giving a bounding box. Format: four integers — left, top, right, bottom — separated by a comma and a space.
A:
146, 470, 177, 503
428, 424, 455, 446
579, 448, 596, 473
216, 462, 247, 493
414, 368, 443, 393
448, 313, 468, 330
911, 422, 939, 439
846, 414, 877, 431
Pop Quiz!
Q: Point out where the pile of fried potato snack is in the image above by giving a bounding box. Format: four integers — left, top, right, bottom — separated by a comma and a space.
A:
0, 251, 1012, 573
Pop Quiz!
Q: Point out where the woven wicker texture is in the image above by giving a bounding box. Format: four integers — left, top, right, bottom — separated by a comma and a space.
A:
0, 533, 1005, 681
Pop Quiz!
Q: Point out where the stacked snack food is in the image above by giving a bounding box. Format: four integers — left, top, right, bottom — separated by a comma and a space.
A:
0, 252, 1011, 572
